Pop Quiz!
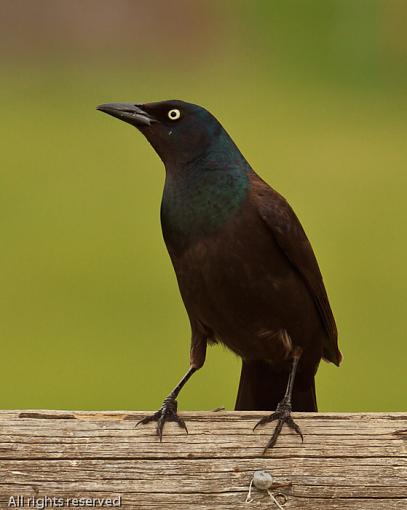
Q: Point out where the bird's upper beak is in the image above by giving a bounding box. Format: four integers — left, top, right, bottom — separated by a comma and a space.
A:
96, 103, 155, 127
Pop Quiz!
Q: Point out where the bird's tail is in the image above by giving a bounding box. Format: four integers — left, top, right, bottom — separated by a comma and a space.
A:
235, 360, 317, 411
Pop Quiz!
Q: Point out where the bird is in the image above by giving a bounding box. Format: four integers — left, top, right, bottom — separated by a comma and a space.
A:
97, 100, 341, 452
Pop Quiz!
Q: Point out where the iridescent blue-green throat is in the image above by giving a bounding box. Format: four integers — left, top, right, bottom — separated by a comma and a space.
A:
161, 133, 251, 250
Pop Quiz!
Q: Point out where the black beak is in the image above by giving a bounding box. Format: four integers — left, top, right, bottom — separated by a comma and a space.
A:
96, 103, 155, 127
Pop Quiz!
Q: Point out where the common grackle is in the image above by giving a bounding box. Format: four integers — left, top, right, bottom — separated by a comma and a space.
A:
97, 100, 341, 452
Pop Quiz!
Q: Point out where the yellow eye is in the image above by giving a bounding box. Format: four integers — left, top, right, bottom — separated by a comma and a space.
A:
168, 109, 181, 120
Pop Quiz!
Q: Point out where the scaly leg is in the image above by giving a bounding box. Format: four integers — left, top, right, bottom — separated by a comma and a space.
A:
136, 366, 197, 440
254, 349, 304, 453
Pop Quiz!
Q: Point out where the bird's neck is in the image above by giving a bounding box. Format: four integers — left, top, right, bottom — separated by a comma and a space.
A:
161, 136, 251, 252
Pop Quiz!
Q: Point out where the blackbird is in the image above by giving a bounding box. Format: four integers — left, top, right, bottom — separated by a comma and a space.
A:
97, 100, 341, 452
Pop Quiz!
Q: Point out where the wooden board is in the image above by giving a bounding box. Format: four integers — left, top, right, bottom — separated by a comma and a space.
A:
0, 411, 406, 509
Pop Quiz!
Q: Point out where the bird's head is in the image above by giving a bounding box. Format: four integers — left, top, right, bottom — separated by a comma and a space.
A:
97, 100, 225, 168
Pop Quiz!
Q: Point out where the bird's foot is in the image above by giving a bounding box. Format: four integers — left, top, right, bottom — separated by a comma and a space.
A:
135, 394, 187, 441
253, 398, 303, 453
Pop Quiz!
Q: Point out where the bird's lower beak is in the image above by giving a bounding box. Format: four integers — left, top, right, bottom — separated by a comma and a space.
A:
96, 103, 154, 127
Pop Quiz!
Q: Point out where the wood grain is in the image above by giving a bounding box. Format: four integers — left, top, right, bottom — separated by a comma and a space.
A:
0, 411, 405, 509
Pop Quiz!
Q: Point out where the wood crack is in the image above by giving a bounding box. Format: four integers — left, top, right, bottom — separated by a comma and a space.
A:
0, 410, 405, 509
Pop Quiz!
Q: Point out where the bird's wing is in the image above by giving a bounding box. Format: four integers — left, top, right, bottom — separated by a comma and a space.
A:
251, 174, 341, 366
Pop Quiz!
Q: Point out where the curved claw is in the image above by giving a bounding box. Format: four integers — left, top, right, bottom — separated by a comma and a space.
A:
253, 412, 278, 431
254, 401, 303, 454
135, 396, 188, 442
174, 415, 189, 434
157, 414, 166, 441
135, 412, 160, 428
287, 417, 304, 442
262, 419, 285, 453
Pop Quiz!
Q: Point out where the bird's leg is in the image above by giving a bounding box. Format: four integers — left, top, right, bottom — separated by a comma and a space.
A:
136, 366, 196, 441
136, 330, 207, 441
254, 348, 303, 453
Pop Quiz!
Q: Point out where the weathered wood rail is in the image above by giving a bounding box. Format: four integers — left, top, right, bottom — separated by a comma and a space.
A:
0, 411, 405, 509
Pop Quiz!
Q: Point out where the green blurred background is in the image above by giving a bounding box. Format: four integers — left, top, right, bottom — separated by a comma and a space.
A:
1, 0, 406, 412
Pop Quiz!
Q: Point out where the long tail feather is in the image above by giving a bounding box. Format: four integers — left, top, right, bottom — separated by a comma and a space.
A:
235, 360, 317, 411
